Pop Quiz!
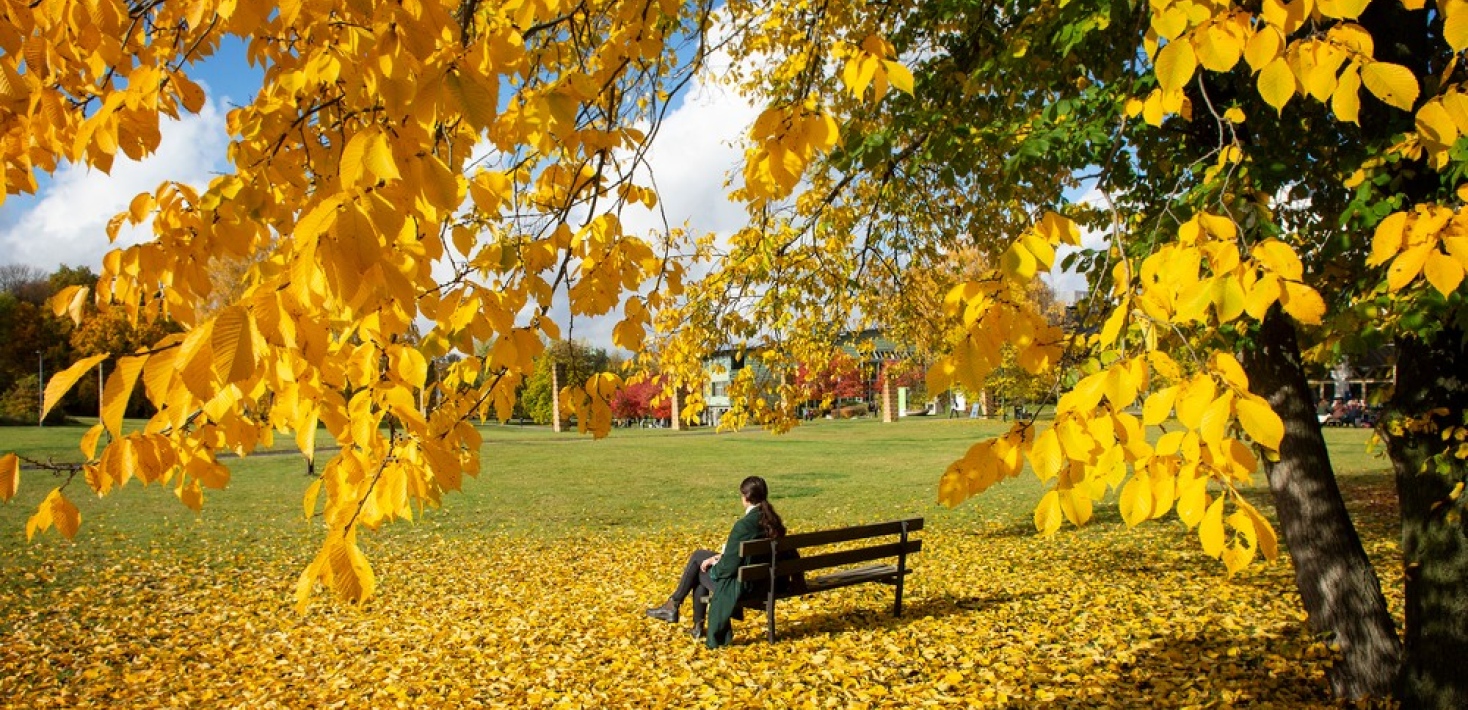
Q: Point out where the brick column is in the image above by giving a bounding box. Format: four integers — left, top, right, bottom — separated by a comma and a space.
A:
881, 378, 898, 423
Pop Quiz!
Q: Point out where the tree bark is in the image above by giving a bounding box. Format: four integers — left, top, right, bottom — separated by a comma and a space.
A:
1384, 328, 1468, 709
1241, 307, 1402, 699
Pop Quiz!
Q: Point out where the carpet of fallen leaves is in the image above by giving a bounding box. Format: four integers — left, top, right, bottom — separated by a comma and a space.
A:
1, 504, 1403, 709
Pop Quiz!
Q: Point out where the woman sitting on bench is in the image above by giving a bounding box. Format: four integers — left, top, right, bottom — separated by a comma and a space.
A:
645, 475, 787, 648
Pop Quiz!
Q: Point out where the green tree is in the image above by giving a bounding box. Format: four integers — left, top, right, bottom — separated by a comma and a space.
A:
520, 340, 615, 425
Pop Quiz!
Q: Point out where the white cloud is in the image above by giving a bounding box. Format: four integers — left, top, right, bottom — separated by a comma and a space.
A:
1043, 185, 1110, 303
0, 100, 230, 272
555, 44, 761, 351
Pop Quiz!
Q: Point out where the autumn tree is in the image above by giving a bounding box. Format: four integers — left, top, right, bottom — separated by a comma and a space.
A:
0, 0, 717, 611
793, 350, 864, 413
610, 374, 672, 422
650, 0, 1463, 705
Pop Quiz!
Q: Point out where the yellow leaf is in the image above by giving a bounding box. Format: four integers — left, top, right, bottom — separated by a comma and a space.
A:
1223, 107, 1246, 123
295, 195, 343, 243
1360, 61, 1420, 112
1151, 6, 1188, 40
1280, 281, 1326, 324
1098, 302, 1128, 348
1332, 64, 1362, 124
1060, 487, 1093, 526
1200, 392, 1234, 444
1199, 497, 1226, 556
1195, 22, 1243, 73
1036, 211, 1082, 245
1261, 0, 1307, 33
176, 478, 203, 512
1210, 352, 1248, 390
1235, 496, 1279, 560
1423, 250, 1466, 296
339, 131, 370, 190
101, 355, 148, 440
1387, 243, 1434, 291
1119, 474, 1153, 527
1103, 362, 1140, 409
1156, 40, 1198, 94
42, 354, 109, 422
1034, 490, 1063, 536
1317, 0, 1369, 18
938, 465, 968, 508
446, 69, 499, 131
211, 305, 258, 384
365, 130, 401, 183
1177, 479, 1210, 528
80, 423, 105, 460
1235, 394, 1284, 449
1448, 11, 1468, 52
1213, 276, 1247, 323
1029, 428, 1065, 482
1149, 351, 1182, 381
1257, 57, 1295, 113
1175, 376, 1217, 430
884, 60, 914, 95
0, 453, 18, 501
49, 285, 90, 325
1245, 26, 1282, 72
1252, 239, 1304, 280
1000, 240, 1038, 281
1143, 386, 1178, 426
1417, 101, 1460, 148
51, 488, 81, 539
1369, 211, 1409, 266
303, 478, 322, 521
327, 534, 377, 604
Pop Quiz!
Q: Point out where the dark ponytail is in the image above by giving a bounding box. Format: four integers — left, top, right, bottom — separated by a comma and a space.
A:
740, 475, 786, 539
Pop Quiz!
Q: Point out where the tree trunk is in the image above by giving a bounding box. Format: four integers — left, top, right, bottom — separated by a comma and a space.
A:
1384, 328, 1468, 709
1241, 307, 1402, 699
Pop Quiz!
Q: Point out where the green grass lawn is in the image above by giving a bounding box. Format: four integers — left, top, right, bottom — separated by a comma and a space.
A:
0, 416, 1400, 707
0, 414, 1394, 540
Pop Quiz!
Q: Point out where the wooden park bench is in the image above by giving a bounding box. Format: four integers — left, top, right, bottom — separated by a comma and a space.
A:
693, 517, 923, 643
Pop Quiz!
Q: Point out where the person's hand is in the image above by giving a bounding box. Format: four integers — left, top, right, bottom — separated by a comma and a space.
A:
701, 555, 720, 572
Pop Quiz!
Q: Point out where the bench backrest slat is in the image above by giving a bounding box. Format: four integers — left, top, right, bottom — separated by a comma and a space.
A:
738, 517, 924, 556
738, 539, 923, 582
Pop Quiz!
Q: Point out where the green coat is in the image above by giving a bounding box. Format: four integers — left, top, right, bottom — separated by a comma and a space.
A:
705, 509, 761, 648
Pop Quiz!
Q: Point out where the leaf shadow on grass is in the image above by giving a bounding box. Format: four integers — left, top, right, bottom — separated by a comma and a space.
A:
1102, 626, 1336, 706
746, 591, 1047, 645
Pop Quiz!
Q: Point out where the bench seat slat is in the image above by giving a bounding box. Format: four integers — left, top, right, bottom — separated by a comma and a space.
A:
734, 565, 910, 606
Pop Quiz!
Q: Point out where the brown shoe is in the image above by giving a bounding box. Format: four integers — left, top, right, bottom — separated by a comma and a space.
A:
646, 600, 679, 623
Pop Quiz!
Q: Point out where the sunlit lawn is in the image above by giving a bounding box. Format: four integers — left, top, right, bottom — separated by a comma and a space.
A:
0, 417, 1400, 707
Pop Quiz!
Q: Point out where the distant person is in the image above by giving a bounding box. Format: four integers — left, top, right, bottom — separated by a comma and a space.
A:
646, 476, 790, 648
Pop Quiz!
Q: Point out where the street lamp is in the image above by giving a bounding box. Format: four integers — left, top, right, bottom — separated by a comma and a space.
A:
36, 350, 44, 427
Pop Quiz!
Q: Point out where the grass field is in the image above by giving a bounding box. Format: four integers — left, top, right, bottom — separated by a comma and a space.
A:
0, 417, 1401, 708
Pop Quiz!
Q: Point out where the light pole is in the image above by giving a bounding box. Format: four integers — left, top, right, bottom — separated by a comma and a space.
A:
36, 350, 44, 427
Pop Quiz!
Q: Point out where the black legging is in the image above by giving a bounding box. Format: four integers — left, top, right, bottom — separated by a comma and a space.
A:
669, 549, 718, 606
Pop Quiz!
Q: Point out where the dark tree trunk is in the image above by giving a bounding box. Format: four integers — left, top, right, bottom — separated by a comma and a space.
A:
1385, 328, 1468, 709
1241, 307, 1402, 699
